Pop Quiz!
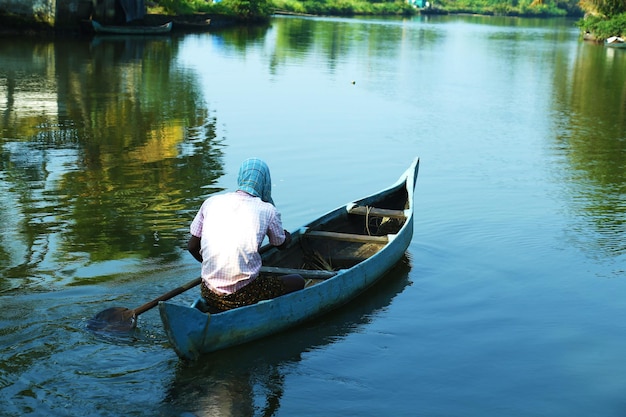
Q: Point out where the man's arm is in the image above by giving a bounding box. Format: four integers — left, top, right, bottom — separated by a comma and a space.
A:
276, 230, 292, 250
188, 235, 203, 262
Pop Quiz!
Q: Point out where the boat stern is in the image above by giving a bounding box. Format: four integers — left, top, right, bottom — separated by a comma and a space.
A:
159, 301, 211, 360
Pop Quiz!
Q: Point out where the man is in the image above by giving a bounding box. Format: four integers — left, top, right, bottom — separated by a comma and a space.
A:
188, 158, 304, 311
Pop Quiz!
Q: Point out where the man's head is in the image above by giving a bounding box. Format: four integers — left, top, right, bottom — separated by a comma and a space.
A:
237, 158, 274, 205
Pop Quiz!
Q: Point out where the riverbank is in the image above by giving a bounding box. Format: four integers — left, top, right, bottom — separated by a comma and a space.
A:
143, 12, 240, 30
576, 13, 626, 42
0, 12, 239, 37
0, 8, 586, 38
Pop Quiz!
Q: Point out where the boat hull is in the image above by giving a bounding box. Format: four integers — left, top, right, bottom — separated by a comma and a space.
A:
91, 20, 172, 35
605, 36, 626, 48
160, 158, 419, 360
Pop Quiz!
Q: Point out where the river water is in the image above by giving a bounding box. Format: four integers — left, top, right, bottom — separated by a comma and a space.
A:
1, 14, 625, 417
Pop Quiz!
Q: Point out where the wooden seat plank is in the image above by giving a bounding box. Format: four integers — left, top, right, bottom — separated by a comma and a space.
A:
348, 206, 406, 219
305, 230, 389, 243
260, 266, 337, 279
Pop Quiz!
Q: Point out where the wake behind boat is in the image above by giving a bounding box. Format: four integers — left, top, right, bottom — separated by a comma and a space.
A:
159, 158, 420, 360
91, 20, 172, 35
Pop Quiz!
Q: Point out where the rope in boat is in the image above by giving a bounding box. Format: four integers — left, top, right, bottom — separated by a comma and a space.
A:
365, 206, 372, 236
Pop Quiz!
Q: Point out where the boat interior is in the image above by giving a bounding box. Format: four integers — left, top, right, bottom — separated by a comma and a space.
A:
261, 182, 410, 281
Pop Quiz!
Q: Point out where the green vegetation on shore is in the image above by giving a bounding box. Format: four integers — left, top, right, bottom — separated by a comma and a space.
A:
575, 0, 626, 40
433, 0, 580, 17
150, 0, 582, 20
152, 0, 416, 18
577, 13, 626, 40
153, 0, 272, 21
151, 0, 625, 40
271, 0, 417, 16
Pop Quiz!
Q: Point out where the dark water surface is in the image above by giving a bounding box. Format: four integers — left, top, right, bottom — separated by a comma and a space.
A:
1, 14, 625, 416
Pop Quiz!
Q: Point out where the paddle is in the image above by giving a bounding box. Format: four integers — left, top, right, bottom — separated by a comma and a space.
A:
87, 244, 278, 332
87, 277, 202, 333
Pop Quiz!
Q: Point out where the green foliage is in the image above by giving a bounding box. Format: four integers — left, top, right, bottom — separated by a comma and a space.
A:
576, 0, 626, 38
272, 0, 417, 15
152, 0, 577, 18
580, 0, 626, 17
437, 0, 573, 16
272, 0, 308, 12
157, 0, 206, 14
221, 0, 273, 19
519, 2, 567, 16
577, 12, 626, 38
154, 0, 270, 18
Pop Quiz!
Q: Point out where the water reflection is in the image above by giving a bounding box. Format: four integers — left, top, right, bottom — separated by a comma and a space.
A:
215, 23, 272, 50
0, 36, 225, 291
1, 15, 625, 417
163, 257, 412, 417
552, 41, 626, 261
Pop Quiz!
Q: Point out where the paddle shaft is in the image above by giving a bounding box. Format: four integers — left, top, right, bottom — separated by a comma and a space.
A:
130, 244, 276, 316
132, 277, 202, 316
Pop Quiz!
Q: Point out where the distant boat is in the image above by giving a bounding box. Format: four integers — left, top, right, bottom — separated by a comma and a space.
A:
91, 20, 172, 35
159, 158, 420, 360
605, 36, 626, 48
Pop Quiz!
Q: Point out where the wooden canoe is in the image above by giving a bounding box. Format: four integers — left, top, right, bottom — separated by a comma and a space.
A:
91, 20, 172, 35
159, 158, 420, 360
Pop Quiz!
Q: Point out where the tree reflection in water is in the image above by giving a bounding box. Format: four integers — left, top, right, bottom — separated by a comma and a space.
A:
0, 36, 225, 290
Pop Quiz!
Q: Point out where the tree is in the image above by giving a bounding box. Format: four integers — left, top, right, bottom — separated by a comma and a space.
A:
579, 0, 626, 16
223, 0, 273, 20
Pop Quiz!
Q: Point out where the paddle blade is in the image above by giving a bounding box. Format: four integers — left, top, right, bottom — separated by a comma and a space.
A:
87, 307, 137, 332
